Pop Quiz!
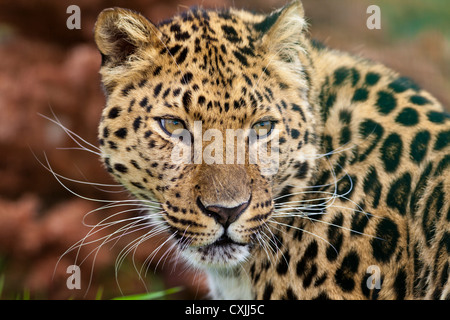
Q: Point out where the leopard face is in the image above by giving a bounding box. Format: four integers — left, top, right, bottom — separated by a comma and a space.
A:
94, 4, 317, 268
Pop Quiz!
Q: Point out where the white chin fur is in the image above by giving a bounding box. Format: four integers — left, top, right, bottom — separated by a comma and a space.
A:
178, 242, 255, 299
180, 243, 251, 269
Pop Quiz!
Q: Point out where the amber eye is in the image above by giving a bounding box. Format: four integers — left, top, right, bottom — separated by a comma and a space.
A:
158, 118, 186, 136
252, 120, 275, 138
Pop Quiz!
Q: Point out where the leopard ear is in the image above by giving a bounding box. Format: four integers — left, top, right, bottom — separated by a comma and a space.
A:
94, 8, 163, 67
256, 1, 307, 61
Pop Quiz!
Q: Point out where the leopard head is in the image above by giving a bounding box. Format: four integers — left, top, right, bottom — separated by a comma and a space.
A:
94, 0, 319, 269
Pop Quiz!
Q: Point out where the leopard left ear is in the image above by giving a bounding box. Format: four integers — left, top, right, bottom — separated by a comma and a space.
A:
94, 8, 163, 68
256, 1, 307, 61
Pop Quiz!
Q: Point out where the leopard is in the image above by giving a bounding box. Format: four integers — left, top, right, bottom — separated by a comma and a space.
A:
93, 0, 450, 299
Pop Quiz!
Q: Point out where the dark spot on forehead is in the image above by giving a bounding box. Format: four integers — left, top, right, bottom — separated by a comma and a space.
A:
153, 83, 163, 98
176, 47, 189, 64
168, 44, 182, 56
221, 25, 240, 43
181, 72, 194, 85
233, 50, 248, 66
121, 83, 135, 97
182, 90, 192, 113
153, 66, 162, 76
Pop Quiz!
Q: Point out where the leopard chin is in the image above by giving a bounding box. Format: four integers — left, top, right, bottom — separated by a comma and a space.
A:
179, 237, 252, 269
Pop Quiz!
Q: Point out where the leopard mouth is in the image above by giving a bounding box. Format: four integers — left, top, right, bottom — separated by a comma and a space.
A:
212, 234, 247, 247
179, 234, 251, 269
196, 234, 248, 256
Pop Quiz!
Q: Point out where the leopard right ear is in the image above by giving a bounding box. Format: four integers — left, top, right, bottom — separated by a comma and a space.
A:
94, 8, 163, 67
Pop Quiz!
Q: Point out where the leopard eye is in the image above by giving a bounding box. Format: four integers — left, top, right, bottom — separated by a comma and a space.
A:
252, 120, 275, 138
158, 118, 186, 136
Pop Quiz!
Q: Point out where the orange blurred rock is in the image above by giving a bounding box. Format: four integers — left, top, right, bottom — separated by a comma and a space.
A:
0, 195, 40, 254
0, 0, 229, 45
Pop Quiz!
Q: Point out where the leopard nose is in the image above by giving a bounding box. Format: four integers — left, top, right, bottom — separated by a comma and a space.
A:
197, 197, 251, 228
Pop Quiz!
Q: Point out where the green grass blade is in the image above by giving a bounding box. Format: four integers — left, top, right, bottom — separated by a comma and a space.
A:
0, 274, 5, 299
112, 286, 183, 300
95, 286, 104, 300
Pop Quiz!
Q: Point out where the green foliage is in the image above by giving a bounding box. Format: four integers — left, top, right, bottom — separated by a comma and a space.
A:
378, 0, 450, 38
112, 286, 183, 300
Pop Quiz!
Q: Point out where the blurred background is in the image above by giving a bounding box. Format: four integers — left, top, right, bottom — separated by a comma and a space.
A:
0, 0, 448, 299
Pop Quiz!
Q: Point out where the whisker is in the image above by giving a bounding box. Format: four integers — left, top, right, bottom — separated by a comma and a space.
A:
78, 218, 163, 297
252, 222, 274, 265
38, 152, 127, 204
31, 148, 123, 191
82, 202, 160, 227
141, 231, 178, 277
274, 210, 381, 240
152, 239, 179, 274
114, 223, 171, 292
259, 224, 281, 263
268, 219, 338, 256
39, 110, 101, 155
72, 215, 157, 266
303, 140, 357, 161
273, 173, 348, 193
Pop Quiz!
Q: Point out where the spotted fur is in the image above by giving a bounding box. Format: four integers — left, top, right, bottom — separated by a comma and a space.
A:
94, 1, 450, 299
